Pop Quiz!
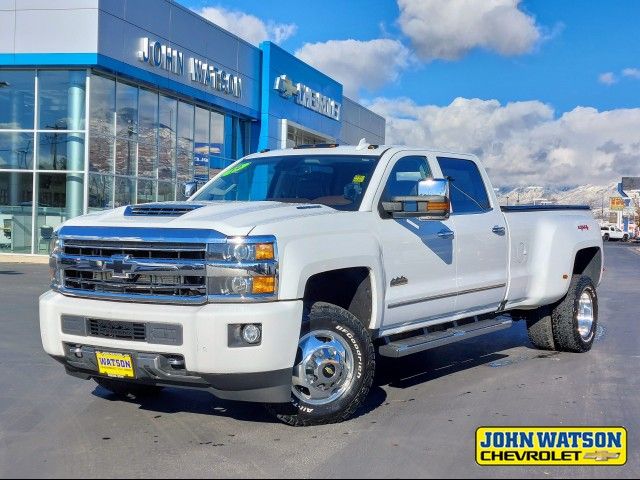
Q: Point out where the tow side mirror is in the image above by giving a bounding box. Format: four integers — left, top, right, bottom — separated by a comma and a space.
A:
382, 178, 451, 220
183, 181, 199, 199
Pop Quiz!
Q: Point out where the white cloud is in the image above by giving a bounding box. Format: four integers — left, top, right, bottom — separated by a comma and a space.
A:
622, 68, 640, 79
367, 96, 640, 186
598, 72, 618, 85
295, 39, 411, 97
397, 0, 541, 61
195, 6, 297, 46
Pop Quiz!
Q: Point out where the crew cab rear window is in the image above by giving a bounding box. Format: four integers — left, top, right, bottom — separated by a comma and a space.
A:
437, 157, 491, 214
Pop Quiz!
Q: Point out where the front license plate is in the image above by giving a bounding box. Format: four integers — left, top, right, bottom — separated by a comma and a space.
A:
96, 351, 135, 378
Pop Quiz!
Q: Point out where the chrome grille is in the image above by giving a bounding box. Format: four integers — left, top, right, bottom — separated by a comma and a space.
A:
56, 238, 208, 304
62, 240, 206, 260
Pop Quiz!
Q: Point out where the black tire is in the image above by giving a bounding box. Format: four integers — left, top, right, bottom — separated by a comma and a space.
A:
525, 306, 556, 350
603, 234, 610, 241
266, 302, 375, 427
551, 274, 598, 353
94, 377, 163, 398
623, 235, 629, 242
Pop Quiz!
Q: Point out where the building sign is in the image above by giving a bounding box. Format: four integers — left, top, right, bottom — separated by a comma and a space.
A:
137, 38, 185, 76
610, 197, 625, 211
189, 59, 242, 98
274, 75, 341, 121
137, 38, 242, 99
622, 177, 640, 192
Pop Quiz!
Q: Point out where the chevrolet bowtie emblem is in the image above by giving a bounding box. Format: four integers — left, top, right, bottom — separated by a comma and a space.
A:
274, 74, 299, 99
105, 254, 136, 279
583, 451, 621, 462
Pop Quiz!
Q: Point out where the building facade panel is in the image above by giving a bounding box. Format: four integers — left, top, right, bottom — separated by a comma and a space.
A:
14, 8, 99, 53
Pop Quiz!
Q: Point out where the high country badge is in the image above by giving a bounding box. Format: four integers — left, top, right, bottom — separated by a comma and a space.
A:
476, 427, 627, 466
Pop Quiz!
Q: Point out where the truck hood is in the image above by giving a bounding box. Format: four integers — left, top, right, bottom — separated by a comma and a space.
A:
62, 201, 341, 237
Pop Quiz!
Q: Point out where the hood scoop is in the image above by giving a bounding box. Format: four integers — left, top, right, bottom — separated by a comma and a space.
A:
124, 203, 205, 217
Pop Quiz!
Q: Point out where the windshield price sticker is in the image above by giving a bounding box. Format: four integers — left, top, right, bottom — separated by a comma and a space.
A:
476, 427, 626, 466
221, 162, 252, 177
353, 175, 366, 184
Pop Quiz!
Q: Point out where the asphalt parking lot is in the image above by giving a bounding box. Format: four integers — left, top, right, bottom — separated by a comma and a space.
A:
0, 242, 638, 478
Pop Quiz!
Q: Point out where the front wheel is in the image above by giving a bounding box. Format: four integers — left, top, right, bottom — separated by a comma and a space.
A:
603, 234, 610, 241
267, 302, 375, 427
623, 234, 629, 242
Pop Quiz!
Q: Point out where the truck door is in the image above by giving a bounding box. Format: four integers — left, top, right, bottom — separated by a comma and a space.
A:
375, 153, 458, 329
436, 157, 508, 314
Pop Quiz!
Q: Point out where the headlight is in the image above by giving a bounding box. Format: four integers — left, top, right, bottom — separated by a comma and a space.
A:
207, 239, 275, 262
49, 234, 63, 286
206, 237, 278, 301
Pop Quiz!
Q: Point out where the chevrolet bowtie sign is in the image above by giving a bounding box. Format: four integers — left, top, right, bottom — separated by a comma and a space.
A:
274, 75, 341, 121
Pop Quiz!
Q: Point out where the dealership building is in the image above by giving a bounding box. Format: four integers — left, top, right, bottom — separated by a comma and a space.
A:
0, 0, 385, 254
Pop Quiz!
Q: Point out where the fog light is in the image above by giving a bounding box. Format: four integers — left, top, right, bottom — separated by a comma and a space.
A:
241, 324, 262, 344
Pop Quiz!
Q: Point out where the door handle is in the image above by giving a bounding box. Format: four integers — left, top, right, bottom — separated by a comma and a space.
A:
437, 230, 454, 239
492, 225, 506, 235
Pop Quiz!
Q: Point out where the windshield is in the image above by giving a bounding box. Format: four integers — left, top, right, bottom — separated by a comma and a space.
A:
193, 155, 380, 211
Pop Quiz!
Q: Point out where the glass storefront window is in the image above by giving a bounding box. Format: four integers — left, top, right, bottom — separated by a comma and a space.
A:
38, 132, 85, 171
194, 107, 209, 181
116, 81, 138, 139
0, 70, 35, 129
137, 179, 156, 204
35, 172, 84, 253
89, 134, 114, 173
89, 174, 114, 211
0, 132, 34, 169
115, 138, 136, 176
138, 88, 158, 145
114, 176, 135, 208
159, 94, 177, 148
159, 94, 177, 182
137, 142, 156, 179
157, 182, 175, 202
209, 111, 225, 177
38, 70, 86, 131
0, 68, 247, 254
0, 172, 33, 254
89, 74, 115, 137
158, 148, 175, 182
177, 101, 194, 151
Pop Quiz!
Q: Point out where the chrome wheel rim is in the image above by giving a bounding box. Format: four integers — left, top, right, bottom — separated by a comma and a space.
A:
577, 290, 595, 341
291, 329, 355, 406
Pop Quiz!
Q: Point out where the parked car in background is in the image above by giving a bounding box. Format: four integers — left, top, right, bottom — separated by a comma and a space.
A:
601, 225, 629, 242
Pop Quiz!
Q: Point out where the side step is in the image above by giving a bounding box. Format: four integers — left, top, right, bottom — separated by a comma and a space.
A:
378, 317, 513, 358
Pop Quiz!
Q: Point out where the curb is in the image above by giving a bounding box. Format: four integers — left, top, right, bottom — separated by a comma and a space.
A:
0, 254, 49, 264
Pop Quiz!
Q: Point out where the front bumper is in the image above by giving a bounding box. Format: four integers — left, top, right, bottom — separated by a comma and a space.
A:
40, 291, 304, 403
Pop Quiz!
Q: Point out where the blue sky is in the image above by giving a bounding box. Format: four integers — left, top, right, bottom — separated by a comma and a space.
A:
180, 0, 639, 186
181, 0, 640, 115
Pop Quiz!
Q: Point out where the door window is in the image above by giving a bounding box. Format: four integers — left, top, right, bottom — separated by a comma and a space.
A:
382, 156, 432, 201
437, 157, 491, 215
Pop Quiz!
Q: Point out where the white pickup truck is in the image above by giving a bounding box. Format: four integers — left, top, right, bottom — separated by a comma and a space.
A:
601, 225, 629, 242
41, 144, 603, 426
